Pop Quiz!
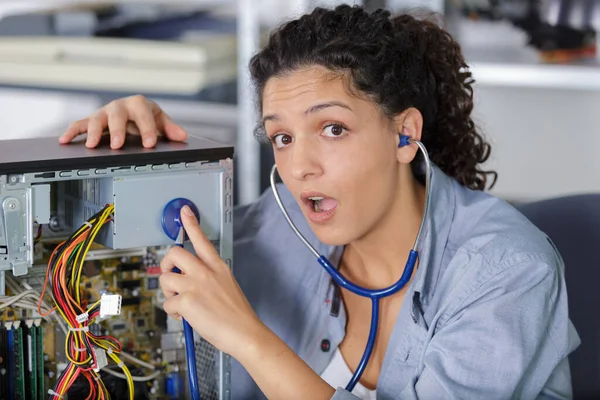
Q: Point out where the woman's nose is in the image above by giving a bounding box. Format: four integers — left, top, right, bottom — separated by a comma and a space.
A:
290, 138, 323, 181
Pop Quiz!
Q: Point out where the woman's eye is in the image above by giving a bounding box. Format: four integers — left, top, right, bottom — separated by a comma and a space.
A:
322, 124, 347, 138
272, 134, 293, 149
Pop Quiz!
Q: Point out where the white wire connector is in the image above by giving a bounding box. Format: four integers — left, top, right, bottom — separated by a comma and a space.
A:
76, 312, 89, 323
68, 326, 89, 332
99, 294, 122, 318
92, 347, 108, 372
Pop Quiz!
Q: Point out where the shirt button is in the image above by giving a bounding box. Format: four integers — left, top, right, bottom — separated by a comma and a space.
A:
321, 339, 330, 352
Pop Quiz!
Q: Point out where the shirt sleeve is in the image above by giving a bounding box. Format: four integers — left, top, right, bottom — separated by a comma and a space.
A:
407, 259, 578, 399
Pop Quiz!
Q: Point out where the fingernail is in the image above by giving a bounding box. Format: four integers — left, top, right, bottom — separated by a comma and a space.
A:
144, 137, 154, 147
182, 205, 193, 216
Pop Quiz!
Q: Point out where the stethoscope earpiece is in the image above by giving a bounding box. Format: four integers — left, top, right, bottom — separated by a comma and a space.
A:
398, 134, 411, 148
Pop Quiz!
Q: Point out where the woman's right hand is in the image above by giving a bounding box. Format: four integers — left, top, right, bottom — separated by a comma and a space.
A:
59, 95, 188, 149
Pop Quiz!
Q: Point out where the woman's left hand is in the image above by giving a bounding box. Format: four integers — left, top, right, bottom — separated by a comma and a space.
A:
159, 205, 265, 358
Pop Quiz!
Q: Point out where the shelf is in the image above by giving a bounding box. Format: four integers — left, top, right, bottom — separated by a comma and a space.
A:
466, 47, 600, 92
456, 18, 600, 92
0, 0, 233, 20
0, 33, 237, 101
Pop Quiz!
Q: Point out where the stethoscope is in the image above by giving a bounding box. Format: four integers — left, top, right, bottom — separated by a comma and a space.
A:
270, 134, 432, 392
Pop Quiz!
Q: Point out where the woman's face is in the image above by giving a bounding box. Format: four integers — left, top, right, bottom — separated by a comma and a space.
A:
262, 66, 403, 246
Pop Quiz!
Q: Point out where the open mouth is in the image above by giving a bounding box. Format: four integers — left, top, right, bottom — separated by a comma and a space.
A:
305, 195, 338, 213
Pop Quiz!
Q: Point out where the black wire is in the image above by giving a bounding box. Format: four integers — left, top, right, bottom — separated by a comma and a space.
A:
66, 207, 107, 290
59, 204, 111, 315
49, 364, 71, 400
43, 205, 117, 400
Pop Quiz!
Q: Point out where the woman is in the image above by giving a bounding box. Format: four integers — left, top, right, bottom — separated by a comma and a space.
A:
60, 5, 579, 399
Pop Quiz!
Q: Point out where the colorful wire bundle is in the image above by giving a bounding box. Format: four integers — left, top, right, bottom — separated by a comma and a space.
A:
38, 204, 134, 400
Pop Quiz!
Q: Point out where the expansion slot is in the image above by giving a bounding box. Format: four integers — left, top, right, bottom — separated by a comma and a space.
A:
35, 320, 44, 400
24, 320, 37, 400
8, 321, 26, 400
7, 323, 14, 400
0, 323, 8, 400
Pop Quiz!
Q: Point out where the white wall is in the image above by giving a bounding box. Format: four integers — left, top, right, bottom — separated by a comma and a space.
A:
0, 88, 100, 140
473, 85, 600, 203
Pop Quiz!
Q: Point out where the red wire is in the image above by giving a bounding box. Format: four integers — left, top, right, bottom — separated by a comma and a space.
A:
83, 371, 96, 400
47, 210, 126, 399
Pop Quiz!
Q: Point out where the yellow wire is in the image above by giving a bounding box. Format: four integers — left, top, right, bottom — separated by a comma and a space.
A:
64, 330, 92, 365
88, 369, 105, 399
73, 224, 96, 301
73, 212, 100, 301
87, 299, 101, 312
89, 338, 120, 355
68, 221, 96, 294
68, 204, 113, 301
50, 204, 119, 399
57, 363, 77, 397
98, 378, 109, 399
108, 352, 134, 400
75, 205, 113, 303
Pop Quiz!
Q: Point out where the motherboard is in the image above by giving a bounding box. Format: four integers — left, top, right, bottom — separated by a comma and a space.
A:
0, 223, 214, 400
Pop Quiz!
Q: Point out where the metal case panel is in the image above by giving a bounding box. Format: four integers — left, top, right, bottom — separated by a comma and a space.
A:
102, 171, 222, 249
31, 184, 50, 224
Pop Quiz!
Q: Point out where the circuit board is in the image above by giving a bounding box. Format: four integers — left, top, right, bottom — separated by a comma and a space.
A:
0, 234, 193, 400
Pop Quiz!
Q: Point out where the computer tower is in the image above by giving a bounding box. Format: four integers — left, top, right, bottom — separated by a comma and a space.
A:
0, 134, 233, 400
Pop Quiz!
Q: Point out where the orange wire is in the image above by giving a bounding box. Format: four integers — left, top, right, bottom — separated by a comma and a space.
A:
56, 363, 77, 396
84, 371, 96, 400
37, 242, 64, 317
58, 233, 89, 322
61, 217, 112, 321
64, 367, 81, 395
38, 232, 87, 317
38, 214, 113, 317
43, 208, 115, 399
58, 234, 91, 369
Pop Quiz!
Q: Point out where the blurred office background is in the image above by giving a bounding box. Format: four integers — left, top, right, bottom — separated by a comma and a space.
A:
0, 0, 598, 205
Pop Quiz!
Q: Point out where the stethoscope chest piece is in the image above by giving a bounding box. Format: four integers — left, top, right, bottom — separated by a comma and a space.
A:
161, 197, 201, 241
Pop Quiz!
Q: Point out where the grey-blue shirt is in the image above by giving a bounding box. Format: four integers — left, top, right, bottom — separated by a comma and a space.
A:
231, 165, 580, 399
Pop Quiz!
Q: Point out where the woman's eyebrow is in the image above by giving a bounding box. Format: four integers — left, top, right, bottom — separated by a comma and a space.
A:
262, 101, 353, 125
262, 114, 279, 124
304, 101, 353, 115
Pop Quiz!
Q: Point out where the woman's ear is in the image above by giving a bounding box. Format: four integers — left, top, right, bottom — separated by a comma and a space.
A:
394, 107, 423, 164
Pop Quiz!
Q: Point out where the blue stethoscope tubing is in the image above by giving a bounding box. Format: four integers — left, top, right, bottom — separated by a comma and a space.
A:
270, 135, 432, 391
173, 229, 201, 400
162, 198, 202, 400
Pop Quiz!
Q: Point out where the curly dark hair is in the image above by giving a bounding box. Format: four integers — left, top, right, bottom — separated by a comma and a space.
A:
249, 5, 497, 191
